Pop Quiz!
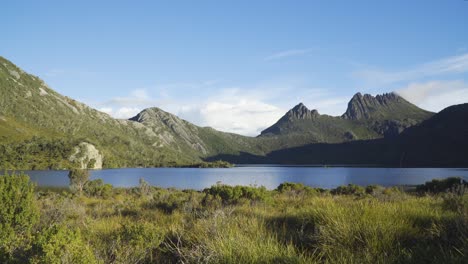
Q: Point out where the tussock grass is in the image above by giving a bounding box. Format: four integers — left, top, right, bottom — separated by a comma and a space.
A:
1, 174, 467, 263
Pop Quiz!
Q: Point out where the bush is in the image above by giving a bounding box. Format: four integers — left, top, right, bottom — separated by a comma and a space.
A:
0, 173, 39, 262
276, 182, 324, 196
145, 190, 201, 214
203, 185, 269, 205
31, 225, 97, 264
277, 182, 308, 192
416, 177, 468, 194
442, 189, 467, 214
91, 221, 165, 263
365, 184, 381, 195
331, 184, 365, 196
83, 179, 112, 198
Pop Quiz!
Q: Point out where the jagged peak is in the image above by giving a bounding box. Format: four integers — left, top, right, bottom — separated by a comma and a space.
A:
259, 103, 320, 136
292, 102, 307, 110
129, 107, 177, 123
342, 92, 409, 120
287, 103, 319, 120
350, 92, 401, 102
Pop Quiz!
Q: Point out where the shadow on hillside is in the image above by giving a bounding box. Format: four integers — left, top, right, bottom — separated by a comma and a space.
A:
266, 139, 400, 166
204, 139, 401, 166
204, 151, 271, 164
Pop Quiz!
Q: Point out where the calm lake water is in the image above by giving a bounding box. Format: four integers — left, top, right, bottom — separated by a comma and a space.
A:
17, 165, 468, 190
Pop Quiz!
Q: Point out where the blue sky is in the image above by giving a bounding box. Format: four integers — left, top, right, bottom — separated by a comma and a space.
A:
2, 1, 468, 135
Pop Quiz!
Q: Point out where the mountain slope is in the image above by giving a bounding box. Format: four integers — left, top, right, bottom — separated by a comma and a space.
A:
0, 56, 196, 169
0, 56, 266, 169
397, 103, 468, 167
264, 103, 468, 167
129, 107, 265, 158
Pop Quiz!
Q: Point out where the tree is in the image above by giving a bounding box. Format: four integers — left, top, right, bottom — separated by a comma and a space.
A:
68, 169, 90, 194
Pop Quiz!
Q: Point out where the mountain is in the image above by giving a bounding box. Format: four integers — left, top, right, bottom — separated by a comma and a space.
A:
259, 93, 433, 148
342, 92, 429, 120
396, 103, 468, 167
342, 92, 434, 138
263, 103, 468, 167
1, 55, 463, 169
129, 107, 264, 158
0, 56, 263, 169
0, 56, 197, 169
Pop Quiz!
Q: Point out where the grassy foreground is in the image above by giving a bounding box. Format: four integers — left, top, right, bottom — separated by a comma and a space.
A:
0, 174, 467, 263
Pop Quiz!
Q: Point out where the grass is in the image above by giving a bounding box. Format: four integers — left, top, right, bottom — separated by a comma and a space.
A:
1, 174, 467, 263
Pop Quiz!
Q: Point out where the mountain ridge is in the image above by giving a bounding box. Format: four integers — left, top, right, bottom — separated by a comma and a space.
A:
1, 55, 464, 169
259, 92, 433, 145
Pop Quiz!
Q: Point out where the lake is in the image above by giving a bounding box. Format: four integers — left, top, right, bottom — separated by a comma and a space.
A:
16, 165, 468, 190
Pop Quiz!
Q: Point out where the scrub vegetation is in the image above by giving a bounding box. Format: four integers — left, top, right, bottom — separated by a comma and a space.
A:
0, 173, 466, 263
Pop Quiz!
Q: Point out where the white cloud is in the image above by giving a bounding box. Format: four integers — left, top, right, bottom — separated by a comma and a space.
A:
296, 89, 350, 116
99, 107, 142, 119
396, 80, 468, 112
94, 89, 163, 119
264, 48, 314, 61
114, 107, 142, 119
354, 53, 468, 85
177, 89, 285, 136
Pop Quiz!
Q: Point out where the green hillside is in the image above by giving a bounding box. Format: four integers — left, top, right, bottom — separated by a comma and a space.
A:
129, 107, 265, 158
0, 56, 194, 169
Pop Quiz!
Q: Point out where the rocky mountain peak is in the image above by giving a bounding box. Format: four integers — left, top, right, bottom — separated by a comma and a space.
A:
259, 103, 320, 136
342, 92, 404, 120
287, 103, 320, 120
129, 107, 166, 123
129, 107, 209, 155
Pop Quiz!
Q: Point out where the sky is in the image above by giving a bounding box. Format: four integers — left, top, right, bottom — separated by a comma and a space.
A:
1, 0, 468, 136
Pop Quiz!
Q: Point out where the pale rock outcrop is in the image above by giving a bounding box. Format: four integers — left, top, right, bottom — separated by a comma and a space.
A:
39, 87, 49, 96
130, 107, 208, 154
9, 70, 20, 80
69, 142, 103, 169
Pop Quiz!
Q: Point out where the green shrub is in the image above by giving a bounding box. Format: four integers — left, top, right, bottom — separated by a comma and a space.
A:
203, 185, 269, 205
146, 190, 197, 214
276, 182, 324, 196
442, 191, 467, 214
416, 177, 468, 194
331, 184, 365, 196
0, 173, 39, 262
83, 179, 112, 198
31, 224, 97, 264
365, 184, 382, 195
277, 182, 308, 192
93, 222, 164, 263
